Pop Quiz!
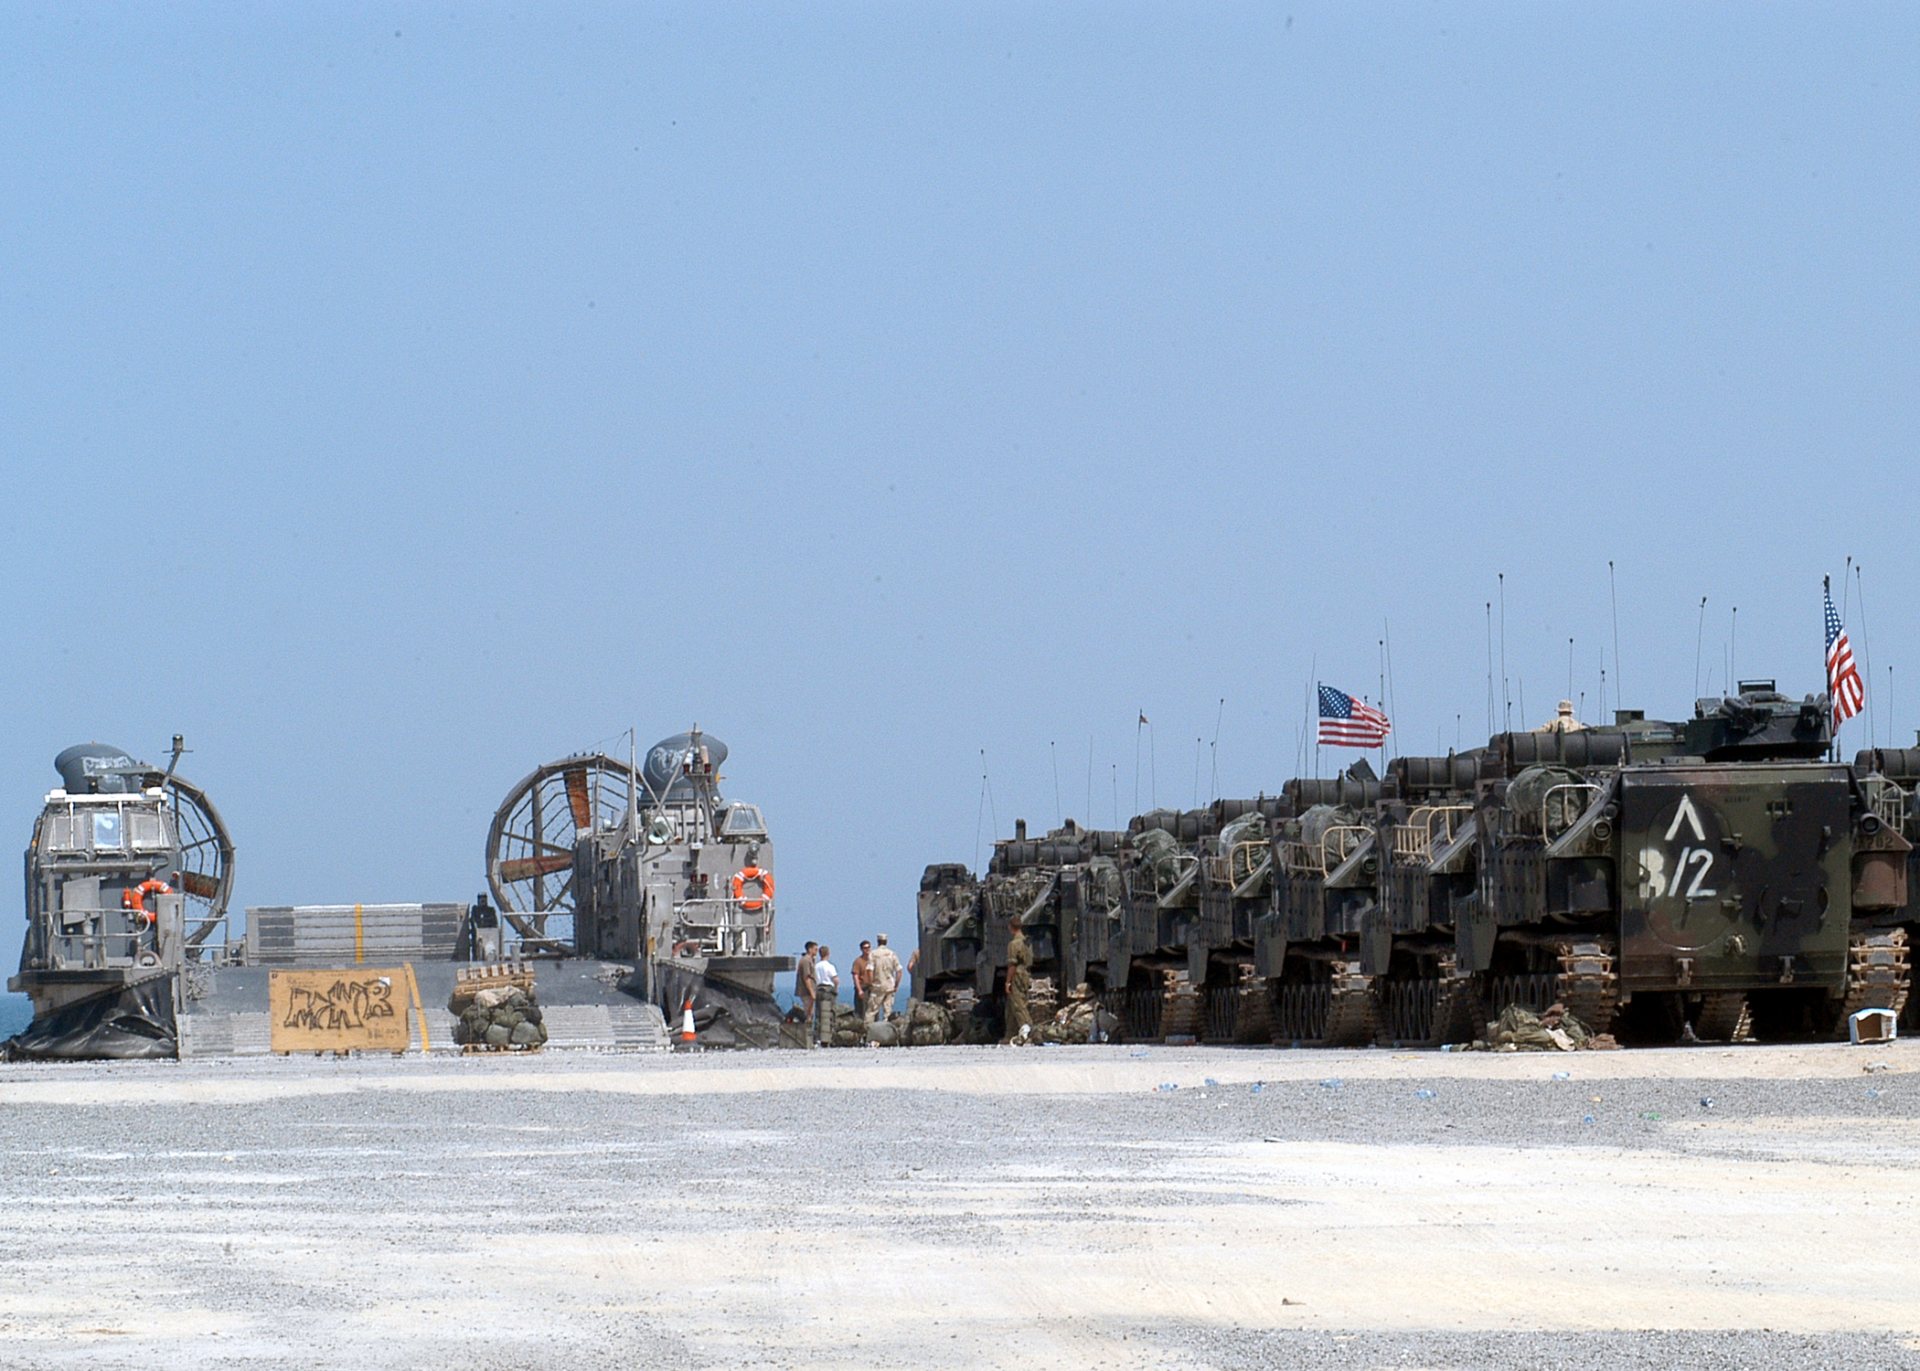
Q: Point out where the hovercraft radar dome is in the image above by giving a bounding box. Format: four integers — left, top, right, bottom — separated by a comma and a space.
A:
53, 743, 152, 795
642, 732, 728, 803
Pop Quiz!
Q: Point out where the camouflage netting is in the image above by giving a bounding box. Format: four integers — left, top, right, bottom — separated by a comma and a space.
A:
1297, 804, 1359, 851
1506, 765, 1587, 835
449, 983, 549, 1050
1218, 811, 1269, 852
1036, 985, 1118, 1045
1131, 827, 1186, 887
1475, 1003, 1592, 1052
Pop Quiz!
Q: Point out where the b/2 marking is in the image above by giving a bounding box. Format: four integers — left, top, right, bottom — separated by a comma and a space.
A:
1665, 845, 1717, 899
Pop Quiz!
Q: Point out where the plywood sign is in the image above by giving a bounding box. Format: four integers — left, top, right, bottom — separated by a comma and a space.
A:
269, 967, 410, 1053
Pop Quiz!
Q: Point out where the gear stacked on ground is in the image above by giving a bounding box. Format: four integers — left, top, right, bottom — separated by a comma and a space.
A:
1036, 985, 1116, 1044
449, 972, 548, 1050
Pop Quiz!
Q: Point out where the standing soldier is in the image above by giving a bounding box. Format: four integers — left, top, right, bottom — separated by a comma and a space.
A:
1004, 918, 1034, 1043
851, 942, 873, 1023
866, 933, 903, 1023
794, 940, 819, 1036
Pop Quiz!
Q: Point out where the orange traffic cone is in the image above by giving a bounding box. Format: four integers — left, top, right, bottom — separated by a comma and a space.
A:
679, 997, 697, 1045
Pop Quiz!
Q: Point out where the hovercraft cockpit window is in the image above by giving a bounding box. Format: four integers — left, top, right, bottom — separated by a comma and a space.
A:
129, 811, 168, 851
91, 810, 125, 852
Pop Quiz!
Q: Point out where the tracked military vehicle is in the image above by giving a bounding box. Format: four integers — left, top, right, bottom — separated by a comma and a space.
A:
1104, 807, 1218, 1041
1188, 797, 1289, 1042
923, 684, 1905, 1051
993, 821, 1125, 1025
8, 740, 234, 1059
1363, 751, 1486, 1046
916, 861, 983, 1016
1449, 683, 1906, 1041
1253, 765, 1382, 1046
1844, 742, 1920, 1030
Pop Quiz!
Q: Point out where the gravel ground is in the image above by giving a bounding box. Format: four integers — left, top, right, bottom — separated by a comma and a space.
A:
1, 1042, 1917, 1370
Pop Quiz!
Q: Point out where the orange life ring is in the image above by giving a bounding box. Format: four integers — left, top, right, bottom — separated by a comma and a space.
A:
730, 866, 774, 911
121, 878, 173, 925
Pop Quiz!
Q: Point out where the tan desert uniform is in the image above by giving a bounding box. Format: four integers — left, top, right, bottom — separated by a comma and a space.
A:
865, 944, 903, 1023
1004, 926, 1033, 1042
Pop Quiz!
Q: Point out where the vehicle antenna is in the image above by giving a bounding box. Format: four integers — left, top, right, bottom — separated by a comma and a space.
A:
1498, 573, 1510, 730
1694, 596, 1709, 698
1379, 635, 1388, 766
1210, 697, 1225, 800
1148, 717, 1157, 809
974, 761, 988, 871
1609, 559, 1623, 710
1050, 741, 1062, 827
1383, 623, 1399, 763
1085, 736, 1094, 829
1133, 713, 1144, 815
1484, 602, 1495, 735
1856, 563, 1877, 747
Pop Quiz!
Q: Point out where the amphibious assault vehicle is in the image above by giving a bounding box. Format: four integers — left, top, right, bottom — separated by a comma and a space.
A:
924, 680, 1910, 1048
913, 820, 1125, 1043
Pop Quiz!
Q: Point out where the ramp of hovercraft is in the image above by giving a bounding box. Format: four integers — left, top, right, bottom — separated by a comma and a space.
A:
177, 960, 669, 1057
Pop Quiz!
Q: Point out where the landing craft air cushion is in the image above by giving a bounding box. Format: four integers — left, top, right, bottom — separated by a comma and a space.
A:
7, 728, 794, 1058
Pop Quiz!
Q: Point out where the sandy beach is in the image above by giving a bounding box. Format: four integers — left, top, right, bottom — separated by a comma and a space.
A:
2, 1041, 1918, 1370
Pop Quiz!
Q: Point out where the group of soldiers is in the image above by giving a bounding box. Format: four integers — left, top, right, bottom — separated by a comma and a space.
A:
793, 933, 905, 1045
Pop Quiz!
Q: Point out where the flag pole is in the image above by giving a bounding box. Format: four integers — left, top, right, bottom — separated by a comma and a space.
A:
1824, 577, 1835, 762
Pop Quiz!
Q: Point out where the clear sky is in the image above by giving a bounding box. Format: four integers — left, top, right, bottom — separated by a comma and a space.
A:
3, 3, 1917, 989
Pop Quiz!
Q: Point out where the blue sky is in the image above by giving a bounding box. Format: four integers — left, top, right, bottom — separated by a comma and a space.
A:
3, 3, 1917, 987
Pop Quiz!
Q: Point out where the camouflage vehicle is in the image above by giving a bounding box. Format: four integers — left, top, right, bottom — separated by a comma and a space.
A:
976, 819, 1125, 1035
1362, 752, 1487, 1046
1188, 796, 1290, 1042
1844, 742, 1920, 1030
1253, 765, 1381, 1046
915, 861, 983, 1014
1451, 684, 1907, 1041
1104, 807, 1216, 1041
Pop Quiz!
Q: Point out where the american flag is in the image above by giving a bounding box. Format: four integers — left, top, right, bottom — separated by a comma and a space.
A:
1318, 685, 1392, 748
1825, 584, 1866, 729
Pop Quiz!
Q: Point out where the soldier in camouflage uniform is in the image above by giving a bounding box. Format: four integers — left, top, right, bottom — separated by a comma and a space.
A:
1004, 920, 1034, 1043
865, 933, 903, 1023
